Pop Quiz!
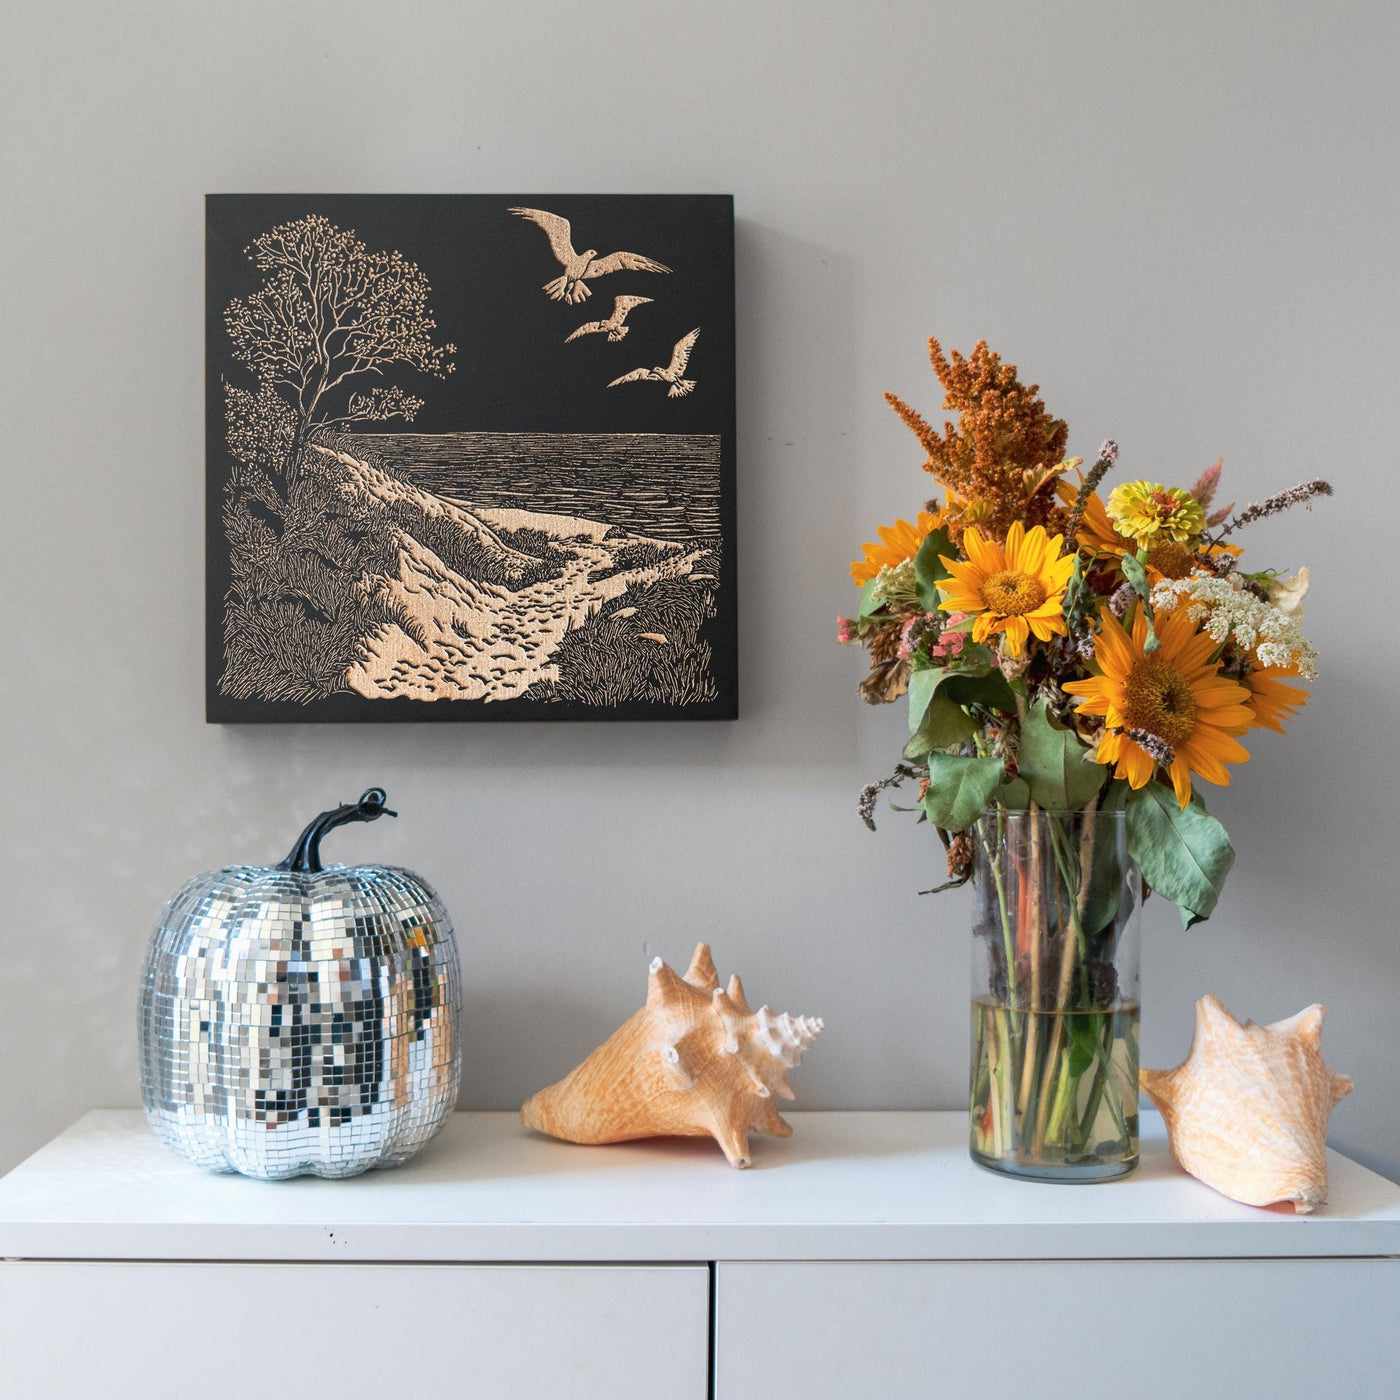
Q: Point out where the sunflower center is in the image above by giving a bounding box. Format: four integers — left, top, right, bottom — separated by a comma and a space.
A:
1122, 654, 1198, 748
1146, 541, 1195, 580
980, 570, 1046, 616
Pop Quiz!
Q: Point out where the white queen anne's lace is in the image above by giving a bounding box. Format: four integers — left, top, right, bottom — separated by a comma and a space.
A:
1151, 570, 1318, 679
870, 559, 918, 607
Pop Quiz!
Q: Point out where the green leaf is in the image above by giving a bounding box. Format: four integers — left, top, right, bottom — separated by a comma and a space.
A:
940, 668, 1017, 714
904, 693, 976, 758
1120, 552, 1150, 599
857, 578, 885, 619
922, 753, 1007, 832
1016, 701, 1107, 812
907, 665, 1017, 750
1119, 553, 1160, 651
1077, 778, 1133, 937
1125, 785, 1235, 928
1100, 778, 1130, 814
1062, 553, 1090, 627
906, 667, 941, 732
1081, 815, 1128, 939
953, 640, 994, 669
1067, 1014, 1101, 1078
994, 776, 1031, 810
913, 526, 956, 612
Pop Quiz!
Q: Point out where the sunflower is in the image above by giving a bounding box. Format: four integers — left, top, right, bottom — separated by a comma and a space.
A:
1241, 663, 1309, 734
936, 522, 1075, 656
850, 509, 941, 586
1063, 606, 1254, 807
1078, 490, 1136, 557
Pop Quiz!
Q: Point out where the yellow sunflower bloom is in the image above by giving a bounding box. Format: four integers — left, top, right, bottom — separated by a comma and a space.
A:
1082, 493, 1136, 558
1063, 606, 1254, 808
936, 522, 1075, 656
1058, 480, 1134, 556
850, 509, 942, 586
1240, 664, 1309, 734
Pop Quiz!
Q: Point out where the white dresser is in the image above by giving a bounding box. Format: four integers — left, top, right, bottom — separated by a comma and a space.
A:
2, 1110, 1398, 1399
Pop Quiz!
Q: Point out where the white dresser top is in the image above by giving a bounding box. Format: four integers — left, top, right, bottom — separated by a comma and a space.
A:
2, 1110, 1396, 1263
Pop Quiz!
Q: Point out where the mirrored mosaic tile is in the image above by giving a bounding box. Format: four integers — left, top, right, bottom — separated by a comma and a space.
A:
139, 864, 460, 1180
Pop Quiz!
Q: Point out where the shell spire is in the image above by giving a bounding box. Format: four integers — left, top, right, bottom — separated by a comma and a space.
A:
521, 943, 824, 1169
1140, 994, 1353, 1213
684, 942, 720, 991
647, 957, 691, 1009
726, 973, 752, 1014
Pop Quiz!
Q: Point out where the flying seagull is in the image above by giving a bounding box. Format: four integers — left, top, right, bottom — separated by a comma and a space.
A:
608, 329, 700, 398
565, 295, 653, 343
508, 208, 671, 305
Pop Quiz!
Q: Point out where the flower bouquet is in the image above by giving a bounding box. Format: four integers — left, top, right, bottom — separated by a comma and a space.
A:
842, 337, 1328, 1179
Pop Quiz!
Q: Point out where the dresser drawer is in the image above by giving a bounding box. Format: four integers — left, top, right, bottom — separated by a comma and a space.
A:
0, 1261, 709, 1400
716, 1259, 1400, 1399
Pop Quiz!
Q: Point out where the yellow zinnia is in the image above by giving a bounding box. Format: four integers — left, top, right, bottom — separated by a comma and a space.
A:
1064, 606, 1253, 808
850, 509, 941, 586
1057, 480, 1237, 580
936, 522, 1075, 656
1105, 481, 1206, 549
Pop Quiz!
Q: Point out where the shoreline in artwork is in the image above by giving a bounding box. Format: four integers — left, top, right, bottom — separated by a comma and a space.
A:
354, 431, 721, 542
220, 423, 721, 707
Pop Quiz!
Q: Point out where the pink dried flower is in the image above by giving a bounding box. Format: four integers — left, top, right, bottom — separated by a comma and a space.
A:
1190, 458, 1223, 507
930, 613, 969, 661
837, 615, 857, 645
897, 614, 935, 660
1108, 582, 1136, 617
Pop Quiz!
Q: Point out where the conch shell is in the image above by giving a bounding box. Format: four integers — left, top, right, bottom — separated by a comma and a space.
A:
1140, 995, 1353, 1213
521, 943, 823, 1168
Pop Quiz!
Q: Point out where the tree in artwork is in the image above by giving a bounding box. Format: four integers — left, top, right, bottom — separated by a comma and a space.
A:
223, 214, 456, 469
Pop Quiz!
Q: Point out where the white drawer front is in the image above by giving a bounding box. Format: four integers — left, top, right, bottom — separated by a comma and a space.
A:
717, 1259, 1400, 1399
0, 1261, 708, 1400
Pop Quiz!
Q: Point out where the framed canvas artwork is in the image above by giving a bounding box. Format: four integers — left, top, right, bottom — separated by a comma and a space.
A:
206, 194, 736, 721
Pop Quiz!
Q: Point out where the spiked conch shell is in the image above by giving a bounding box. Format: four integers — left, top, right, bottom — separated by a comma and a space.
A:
1140, 995, 1353, 1214
521, 943, 824, 1168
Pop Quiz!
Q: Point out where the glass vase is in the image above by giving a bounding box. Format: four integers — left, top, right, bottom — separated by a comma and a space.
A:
968, 806, 1140, 1181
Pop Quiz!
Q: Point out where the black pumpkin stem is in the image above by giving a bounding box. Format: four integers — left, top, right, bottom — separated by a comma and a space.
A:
277, 788, 397, 874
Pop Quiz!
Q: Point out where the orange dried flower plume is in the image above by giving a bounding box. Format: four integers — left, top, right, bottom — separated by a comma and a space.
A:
885, 338, 1071, 545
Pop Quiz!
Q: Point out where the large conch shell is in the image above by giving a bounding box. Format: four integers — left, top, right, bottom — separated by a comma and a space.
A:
521, 943, 823, 1168
1140, 995, 1353, 1213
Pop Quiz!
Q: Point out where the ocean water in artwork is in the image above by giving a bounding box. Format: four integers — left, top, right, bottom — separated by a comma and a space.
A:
369, 432, 721, 542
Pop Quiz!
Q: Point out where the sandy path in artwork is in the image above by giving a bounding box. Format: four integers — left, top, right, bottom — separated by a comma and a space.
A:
344, 509, 707, 702
301, 442, 706, 702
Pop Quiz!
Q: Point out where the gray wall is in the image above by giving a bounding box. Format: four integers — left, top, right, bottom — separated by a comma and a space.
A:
3, 0, 1397, 1180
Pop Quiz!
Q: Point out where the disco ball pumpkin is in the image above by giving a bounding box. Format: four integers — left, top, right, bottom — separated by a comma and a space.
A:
138, 788, 460, 1179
